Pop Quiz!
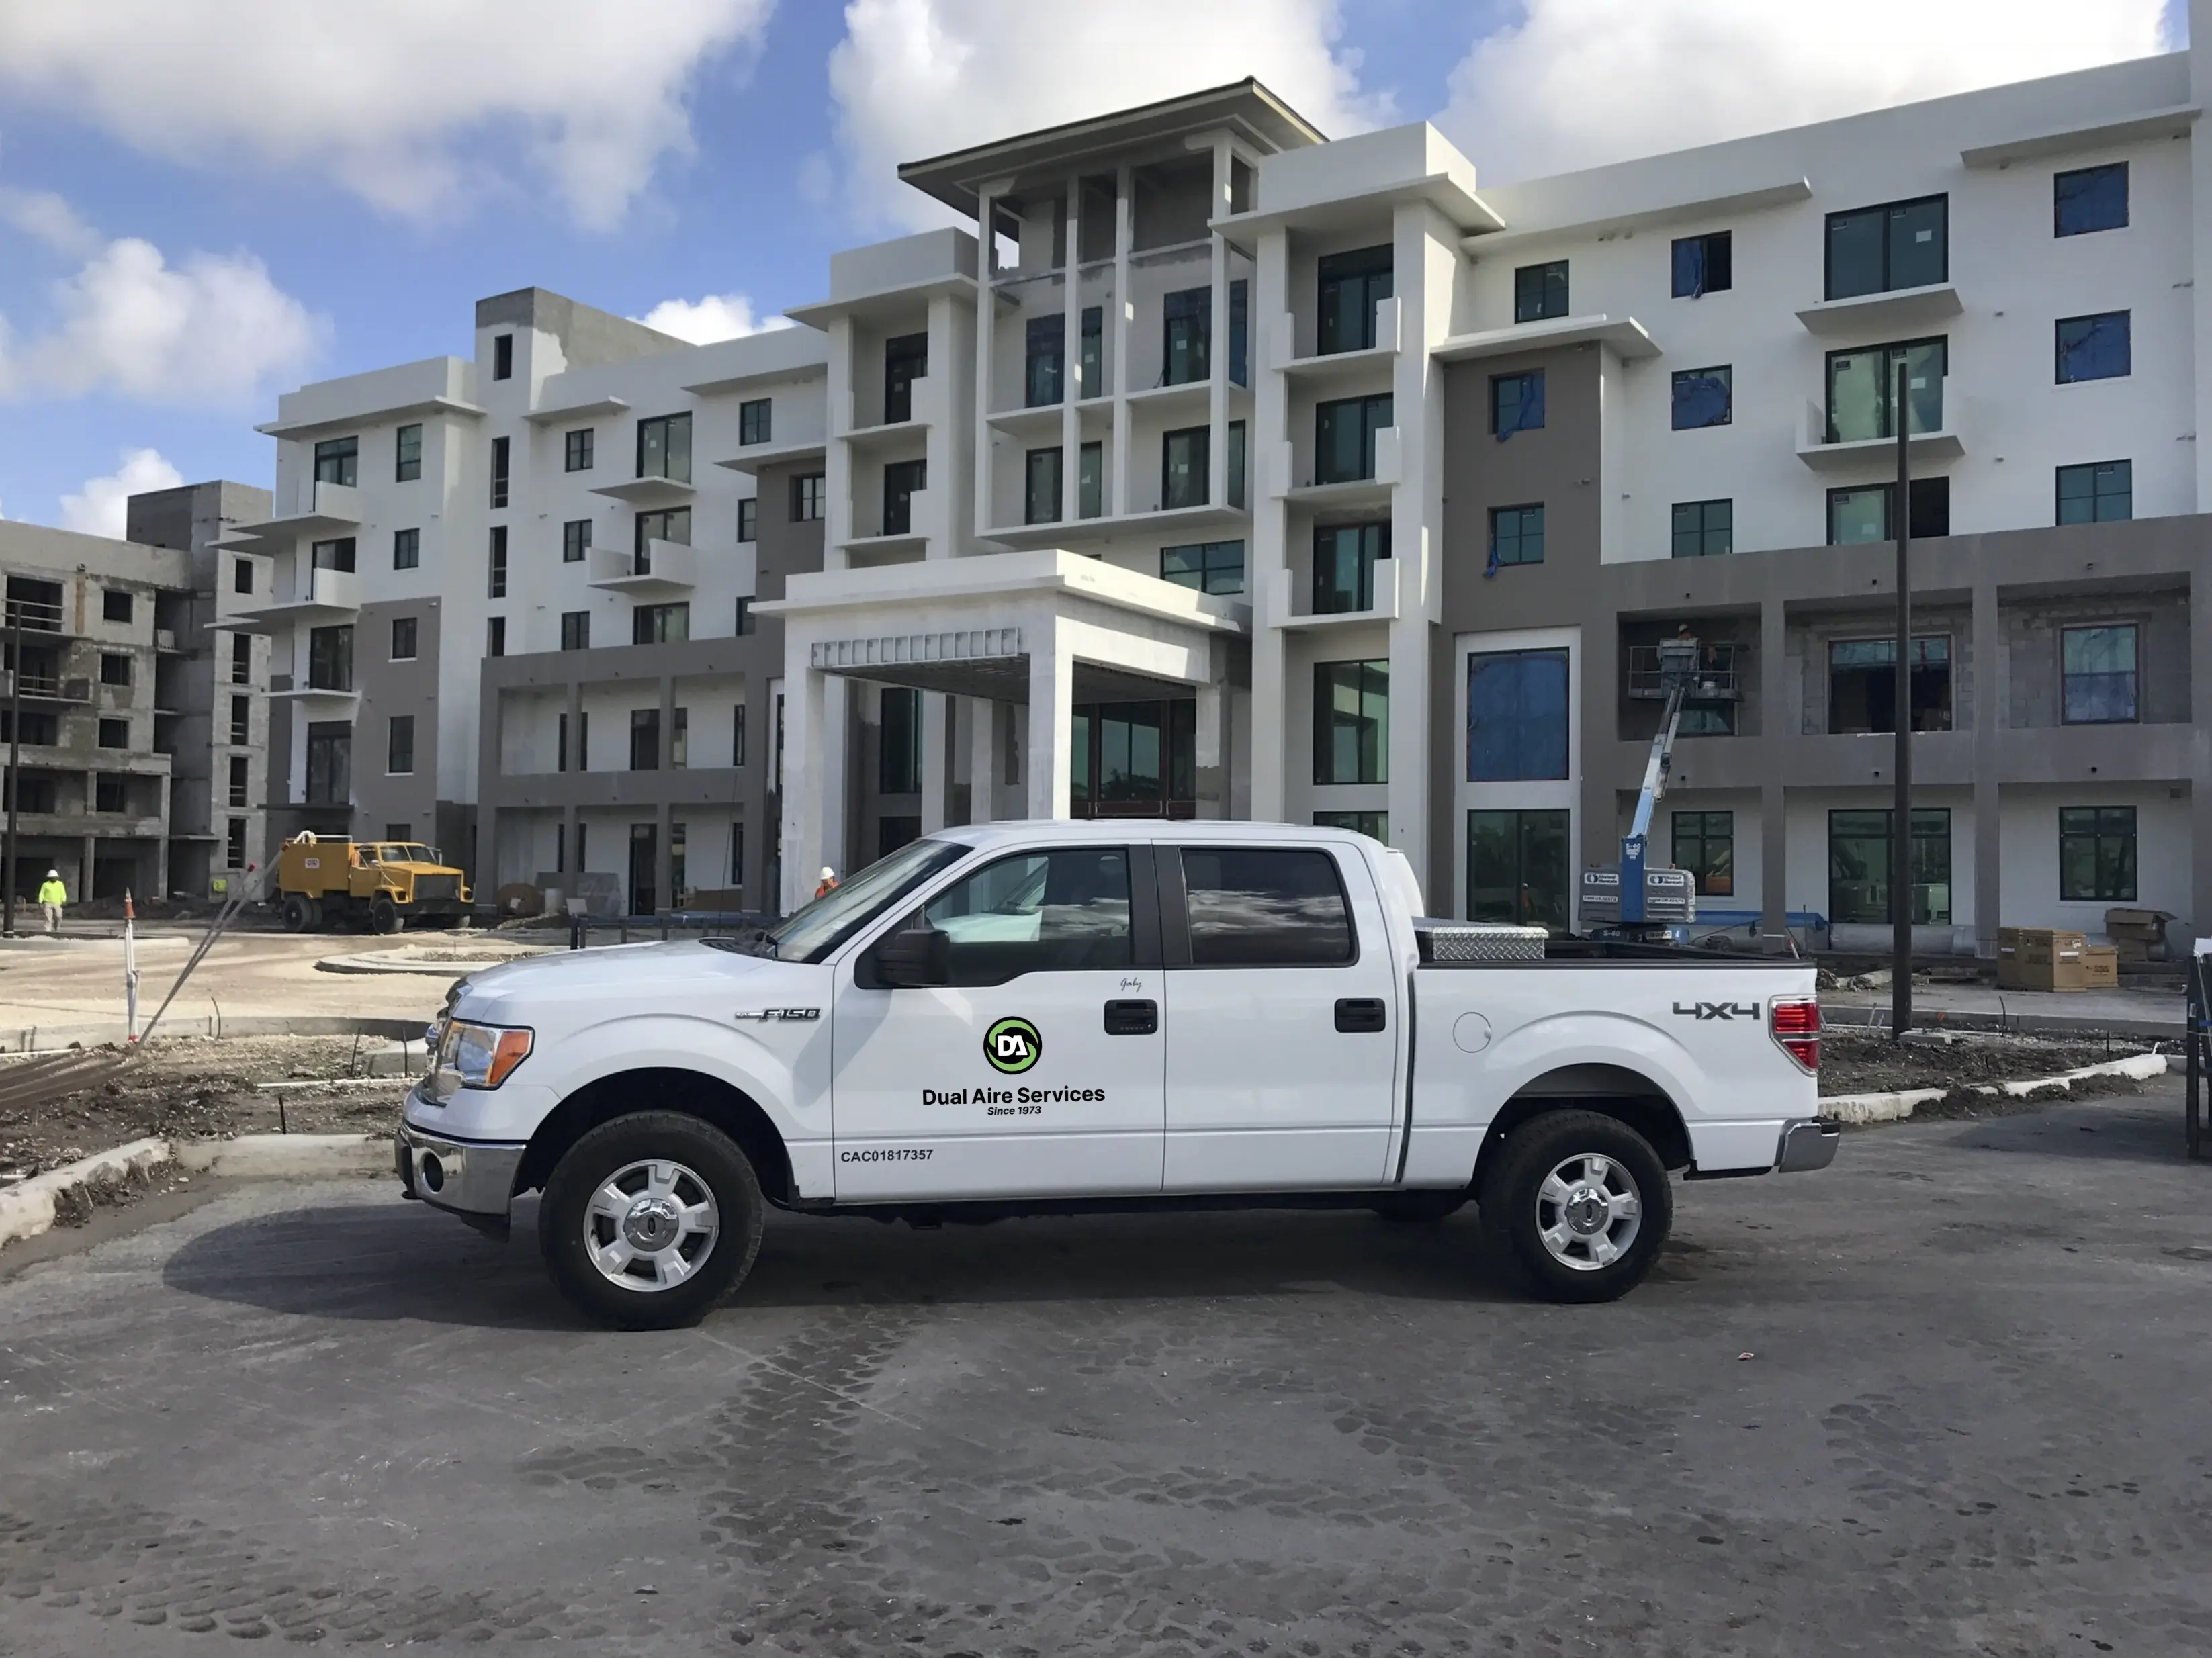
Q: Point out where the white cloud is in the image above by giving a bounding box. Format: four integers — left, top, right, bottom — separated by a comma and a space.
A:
631, 293, 792, 344
0, 1, 774, 228
1437, 0, 2173, 185
826, 0, 1388, 228
59, 448, 183, 541
5, 236, 322, 409
0, 185, 102, 258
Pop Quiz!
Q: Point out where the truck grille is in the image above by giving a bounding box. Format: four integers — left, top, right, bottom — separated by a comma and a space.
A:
413, 875, 460, 901
1416, 923, 1548, 964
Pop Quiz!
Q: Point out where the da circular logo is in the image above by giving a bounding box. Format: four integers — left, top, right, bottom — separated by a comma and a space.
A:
983, 1015, 1042, 1075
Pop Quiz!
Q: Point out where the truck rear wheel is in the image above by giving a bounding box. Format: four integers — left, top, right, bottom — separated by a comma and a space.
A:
1480, 1111, 1671, 1304
280, 894, 313, 933
538, 1111, 764, 1330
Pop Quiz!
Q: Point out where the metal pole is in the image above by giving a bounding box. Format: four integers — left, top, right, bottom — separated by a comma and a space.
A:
3, 606, 19, 939
1892, 358, 1913, 1040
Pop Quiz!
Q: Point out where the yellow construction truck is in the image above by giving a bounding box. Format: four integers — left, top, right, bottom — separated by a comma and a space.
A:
275, 835, 471, 933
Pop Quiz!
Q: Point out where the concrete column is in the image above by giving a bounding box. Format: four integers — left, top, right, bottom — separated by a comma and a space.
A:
920, 690, 951, 834
820, 674, 850, 882
1027, 629, 1073, 821
1759, 598, 1789, 950
1206, 136, 1233, 508
974, 187, 998, 541
1249, 222, 1291, 825
1110, 165, 1133, 516
2191, 0, 2212, 509
1194, 678, 1229, 819
1063, 175, 1083, 524
969, 698, 999, 823
2191, 552, 2212, 941
655, 673, 676, 910
1972, 574, 2002, 957
781, 657, 825, 915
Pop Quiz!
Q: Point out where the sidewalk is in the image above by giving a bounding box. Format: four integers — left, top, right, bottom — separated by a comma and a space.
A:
1824, 980, 2184, 1040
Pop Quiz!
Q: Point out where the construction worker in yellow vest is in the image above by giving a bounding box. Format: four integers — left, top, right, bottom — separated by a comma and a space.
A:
36, 869, 66, 936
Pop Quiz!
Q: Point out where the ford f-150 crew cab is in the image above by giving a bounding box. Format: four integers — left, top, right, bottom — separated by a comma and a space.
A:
397, 821, 1835, 1328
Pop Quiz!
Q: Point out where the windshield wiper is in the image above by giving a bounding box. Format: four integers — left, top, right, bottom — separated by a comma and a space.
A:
703, 928, 779, 958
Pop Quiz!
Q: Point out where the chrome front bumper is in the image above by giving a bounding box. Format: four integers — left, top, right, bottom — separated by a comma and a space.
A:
1775, 1118, 1841, 1174
395, 1121, 527, 1217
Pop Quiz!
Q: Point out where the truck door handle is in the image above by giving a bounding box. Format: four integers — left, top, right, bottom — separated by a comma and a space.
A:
1103, 999, 1157, 1036
1335, 997, 1388, 1034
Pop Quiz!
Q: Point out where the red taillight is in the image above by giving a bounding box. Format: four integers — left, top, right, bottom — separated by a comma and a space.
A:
1771, 995, 1821, 1072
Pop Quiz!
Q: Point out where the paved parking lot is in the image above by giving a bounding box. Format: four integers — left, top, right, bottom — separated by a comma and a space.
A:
1, 1084, 2209, 1656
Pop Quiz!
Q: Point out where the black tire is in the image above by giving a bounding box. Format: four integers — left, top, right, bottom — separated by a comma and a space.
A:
1478, 1110, 1672, 1304
538, 1111, 765, 1330
1370, 1190, 1470, 1224
370, 896, 405, 934
306, 897, 326, 931
280, 894, 313, 933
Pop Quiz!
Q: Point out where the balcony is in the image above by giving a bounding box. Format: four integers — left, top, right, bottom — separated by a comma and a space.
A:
713, 436, 828, 476
1282, 426, 1401, 512
588, 538, 697, 598
1626, 642, 1742, 700
6, 673, 93, 704
590, 473, 696, 508
1796, 394, 1963, 471
271, 682, 360, 716
251, 566, 364, 625
1795, 281, 1962, 337
1275, 559, 1401, 631
232, 480, 364, 539
1278, 297, 1402, 385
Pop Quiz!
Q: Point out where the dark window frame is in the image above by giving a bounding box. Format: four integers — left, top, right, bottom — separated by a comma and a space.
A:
1488, 503, 1546, 568
2056, 459, 2132, 524
489, 434, 510, 509
1160, 540, 1245, 596
559, 611, 589, 651
1490, 369, 1545, 438
1670, 365, 1732, 430
1313, 521, 1387, 613
1513, 259, 1569, 323
1314, 393, 1393, 486
392, 527, 420, 570
312, 436, 358, 488
492, 334, 514, 380
792, 472, 826, 522
390, 616, 418, 661
1671, 230, 1732, 298
386, 713, 415, 776
1828, 807, 1952, 925
2060, 622, 2140, 725
1161, 426, 1209, 510
736, 497, 758, 543
2054, 162, 2127, 238
562, 518, 592, 563
1671, 498, 1733, 559
1317, 244, 1393, 355
564, 428, 594, 472
738, 398, 772, 445
1824, 194, 1948, 300
1313, 658, 1389, 786
1671, 809, 1735, 898
2056, 311, 2131, 384
395, 423, 422, 482
2058, 805, 2137, 902
1024, 446, 1062, 524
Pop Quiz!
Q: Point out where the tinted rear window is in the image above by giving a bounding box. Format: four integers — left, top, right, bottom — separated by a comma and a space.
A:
1180, 847, 1354, 967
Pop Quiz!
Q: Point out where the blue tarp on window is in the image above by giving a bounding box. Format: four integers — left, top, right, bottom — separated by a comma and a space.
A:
2057, 312, 2130, 383
1493, 370, 1545, 441
2055, 163, 2127, 237
1467, 649, 1569, 781
1671, 368, 1731, 430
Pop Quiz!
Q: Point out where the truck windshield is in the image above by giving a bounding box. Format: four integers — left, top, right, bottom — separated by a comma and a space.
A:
766, 838, 968, 964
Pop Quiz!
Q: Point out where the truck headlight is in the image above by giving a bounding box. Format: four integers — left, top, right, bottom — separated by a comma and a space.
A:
428, 1020, 533, 1099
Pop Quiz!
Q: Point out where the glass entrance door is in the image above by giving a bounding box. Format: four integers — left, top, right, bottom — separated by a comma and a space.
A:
1069, 701, 1197, 819
1466, 808, 1570, 932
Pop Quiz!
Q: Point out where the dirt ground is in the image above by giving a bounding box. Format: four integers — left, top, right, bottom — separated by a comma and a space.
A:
1820, 1028, 2154, 1095
0, 1035, 412, 1186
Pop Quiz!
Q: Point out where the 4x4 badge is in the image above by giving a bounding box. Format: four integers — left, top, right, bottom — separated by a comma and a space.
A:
983, 1015, 1043, 1075
1672, 1001, 1761, 1021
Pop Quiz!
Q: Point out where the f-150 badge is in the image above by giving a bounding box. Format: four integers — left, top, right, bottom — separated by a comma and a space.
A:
734, 1007, 821, 1021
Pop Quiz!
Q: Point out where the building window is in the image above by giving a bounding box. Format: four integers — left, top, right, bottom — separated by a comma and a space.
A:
558, 711, 589, 772
1229, 279, 1249, 387
2061, 623, 2139, 724
1827, 477, 1949, 544
879, 686, 922, 794
562, 518, 592, 562
230, 694, 250, 746
1228, 420, 1247, 510
305, 719, 351, 804
486, 616, 506, 657
228, 755, 249, 808
1024, 447, 1061, 524
2059, 806, 2137, 902
635, 506, 691, 553
395, 423, 422, 482
0, 713, 55, 750
884, 332, 928, 423
99, 652, 131, 686
734, 596, 755, 635
733, 703, 747, 767
2055, 163, 2127, 237
226, 819, 247, 868
1317, 245, 1392, 355
312, 436, 357, 487
1081, 306, 1103, 397
1671, 811, 1734, 897
883, 459, 926, 536
729, 821, 745, 888
2057, 312, 2130, 383
1491, 369, 1544, 438
1313, 522, 1386, 614
384, 822, 412, 841
1161, 540, 1244, 596
564, 428, 594, 472
1025, 315, 1065, 406
1671, 230, 1732, 297
792, 473, 826, 522
492, 333, 514, 380
1828, 635, 1952, 733
629, 708, 660, 772
1314, 660, 1388, 785
390, 616, 417, 661
1826, 338, 1945, 442
233, 557, 254, 594
310, 536, 356, 573
1671, 498, 1732, 558
1468, 649, 1568, 781
95, 774, 126, 814
1162, 287, 1210, 385
230, 633, 251, 685
307, 624, 353, 692
670, 707, 689, 769
1488, 503, 1546, 567
1466, 809, 1571, 932
1315, 393, 1392, 485
1830, 808, 1951, 925
97, 717, 128, 749
560, 611, 589, 651
392, 527, 420, 570
102, 588, 134, 623
1161, 426, 1208, 510
1826, 195, 1947, 300
633, 602, 690, 644
1313, 809, 1387, 841
1078, 441, 1102, 520
738, 398, 772, 445
736, 497, 757, 543
2056, 459, 2131, 524
488, 525, 507, 597
490, 434, 510, 508
1513, 259, 1568, 323
636, 412, 693, 482
387, 714, 414, 775
1671, 366, 1731, 429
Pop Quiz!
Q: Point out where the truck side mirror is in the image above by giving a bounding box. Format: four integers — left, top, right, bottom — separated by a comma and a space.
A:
871, 925, 950, 988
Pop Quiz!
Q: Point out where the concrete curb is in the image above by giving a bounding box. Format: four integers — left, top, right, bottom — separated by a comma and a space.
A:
314, 952, 540, 976
0, 1015, 429, 1054
1, 1132, 386, 1252
1820, 1052, 2168, 1125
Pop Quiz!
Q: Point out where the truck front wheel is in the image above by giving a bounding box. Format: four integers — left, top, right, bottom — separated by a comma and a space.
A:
1480, 1111, 1672, 1304
538, 1112, 765, 1330
370, 896, 405, 934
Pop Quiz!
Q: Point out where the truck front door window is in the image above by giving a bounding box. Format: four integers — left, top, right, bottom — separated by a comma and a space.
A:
921, 849, 1134, 986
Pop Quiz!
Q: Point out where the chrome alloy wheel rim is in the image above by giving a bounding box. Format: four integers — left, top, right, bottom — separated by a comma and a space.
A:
584, 1160, 720, 1293
1534, 1152, 1643, 1271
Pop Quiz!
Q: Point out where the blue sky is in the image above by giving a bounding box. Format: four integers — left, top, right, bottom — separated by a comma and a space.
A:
0, 0, 2183, 535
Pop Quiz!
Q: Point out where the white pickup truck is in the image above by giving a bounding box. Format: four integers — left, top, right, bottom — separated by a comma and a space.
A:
397, 821, 1834, 1328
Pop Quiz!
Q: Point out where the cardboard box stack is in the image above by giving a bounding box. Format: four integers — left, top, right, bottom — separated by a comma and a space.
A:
2103, 908, 2174, 966
1996, 928, 2090, 991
